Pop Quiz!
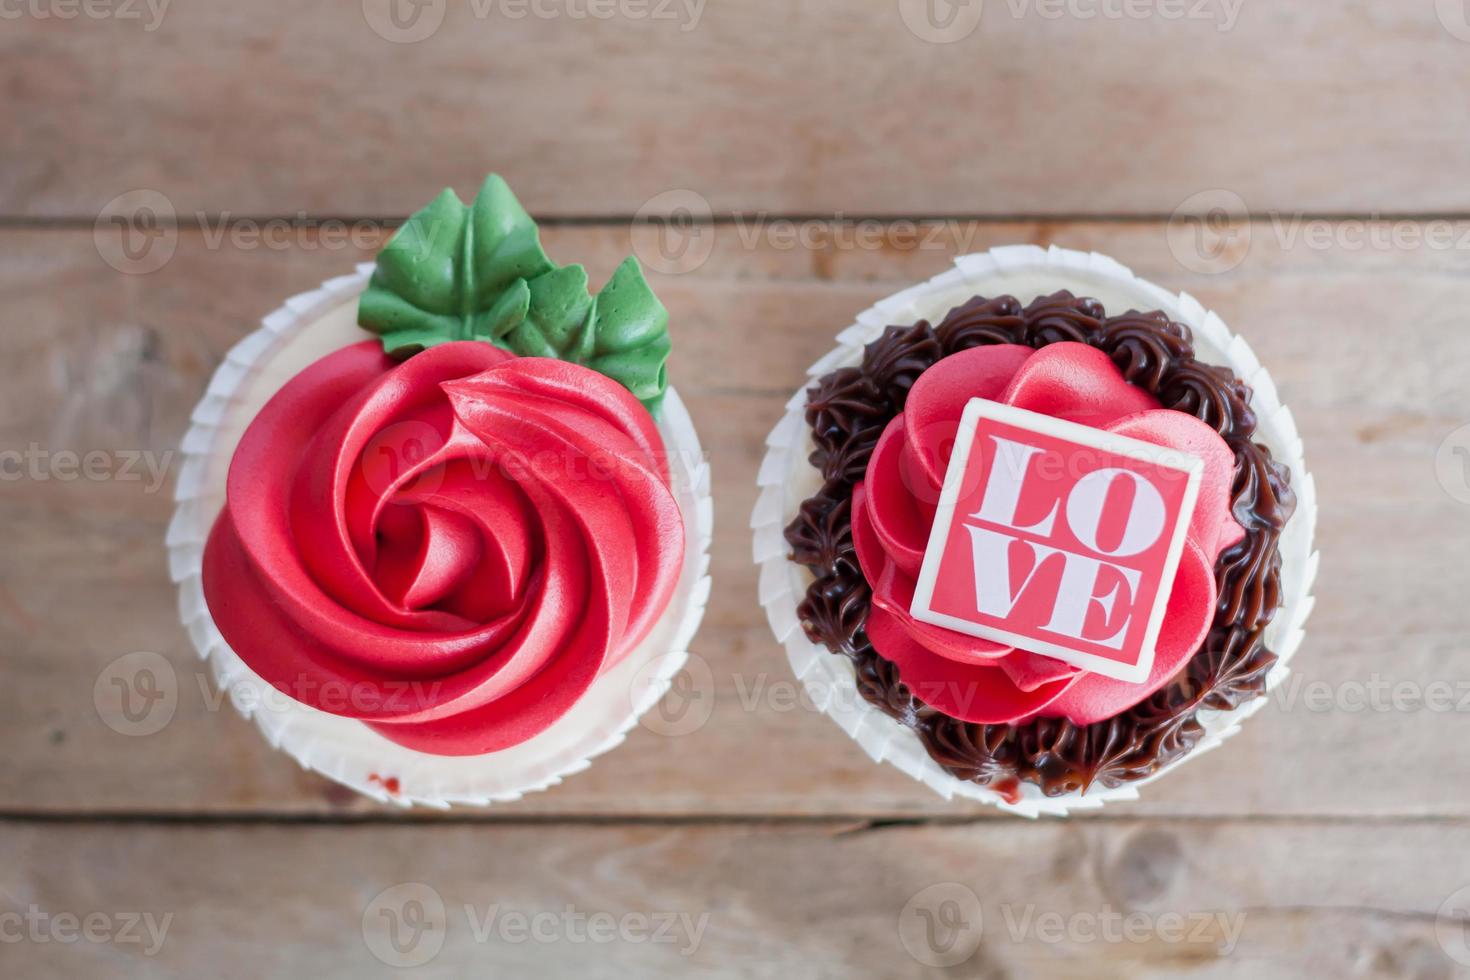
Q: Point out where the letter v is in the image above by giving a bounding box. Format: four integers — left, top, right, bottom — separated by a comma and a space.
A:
964, 525, 1062, 618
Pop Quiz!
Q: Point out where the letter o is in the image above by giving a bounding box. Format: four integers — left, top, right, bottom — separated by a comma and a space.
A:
1065, 468, 1165, 557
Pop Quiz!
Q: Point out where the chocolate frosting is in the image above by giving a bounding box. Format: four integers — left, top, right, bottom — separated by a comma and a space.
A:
784, 292, 1296, 796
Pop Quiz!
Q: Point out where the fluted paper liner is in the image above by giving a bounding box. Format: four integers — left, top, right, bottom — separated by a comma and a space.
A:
168, 265, 713, 808
751, 246, 1318, 817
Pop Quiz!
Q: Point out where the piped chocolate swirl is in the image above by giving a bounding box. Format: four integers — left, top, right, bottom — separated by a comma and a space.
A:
784, 292, 1296, 796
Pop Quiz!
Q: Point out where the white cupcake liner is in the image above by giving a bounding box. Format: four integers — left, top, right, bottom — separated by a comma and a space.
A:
752, 245, 1318, 817
167, 265, 713, 808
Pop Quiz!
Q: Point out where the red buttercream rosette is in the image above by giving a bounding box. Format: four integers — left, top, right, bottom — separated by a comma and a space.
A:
202, 340, 684, 755
852, 341, 1245, 726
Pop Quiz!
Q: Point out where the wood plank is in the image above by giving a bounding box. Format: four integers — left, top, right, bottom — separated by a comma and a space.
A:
4, 819, 1469, 978
6, 2, 1470, 218
3, 222, 1469, 818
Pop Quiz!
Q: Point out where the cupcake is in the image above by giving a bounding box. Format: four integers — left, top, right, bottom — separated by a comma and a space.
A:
169, 176, 712, 806
753, 246, 1316, 816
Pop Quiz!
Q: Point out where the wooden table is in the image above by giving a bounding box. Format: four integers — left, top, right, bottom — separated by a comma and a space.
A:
6, 2, 1470, 976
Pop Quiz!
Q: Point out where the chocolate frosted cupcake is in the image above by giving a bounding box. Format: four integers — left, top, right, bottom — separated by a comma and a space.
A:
752, 246, 1316, 815
170, 176, 712, 806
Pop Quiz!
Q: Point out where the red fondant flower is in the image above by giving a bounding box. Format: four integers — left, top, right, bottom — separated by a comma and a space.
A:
852, 342, 1244, 725
203, 341, 683, 755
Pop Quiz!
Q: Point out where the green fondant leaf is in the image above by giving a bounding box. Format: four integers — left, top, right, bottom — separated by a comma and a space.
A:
514, 264, 594, 360
359, 177, 555, 343
473, 279, 531, 343
378, 326, 451, 359
358, 174, 671, 413
586, 258, 670, 412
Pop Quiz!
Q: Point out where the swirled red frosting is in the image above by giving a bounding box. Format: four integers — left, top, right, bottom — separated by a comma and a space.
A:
202, 340, 684, 756
853, 341, 1244, 726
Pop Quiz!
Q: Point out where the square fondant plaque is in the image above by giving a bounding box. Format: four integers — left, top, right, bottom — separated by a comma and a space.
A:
910, 399, 1203, 683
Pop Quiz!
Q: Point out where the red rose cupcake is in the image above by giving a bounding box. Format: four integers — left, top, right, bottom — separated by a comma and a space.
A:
170, 176, 711, 806
753, 246, 1317, 815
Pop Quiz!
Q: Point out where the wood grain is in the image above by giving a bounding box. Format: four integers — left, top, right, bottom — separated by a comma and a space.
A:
4, 819, 1468, 979
6, 2, 1470, 218
9, 10, 1470, 978
2, 221, 1468, 820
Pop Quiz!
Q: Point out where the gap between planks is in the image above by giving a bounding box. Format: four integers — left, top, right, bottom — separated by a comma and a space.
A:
4, 811, 1470, 829
16, 212, 1470, 230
